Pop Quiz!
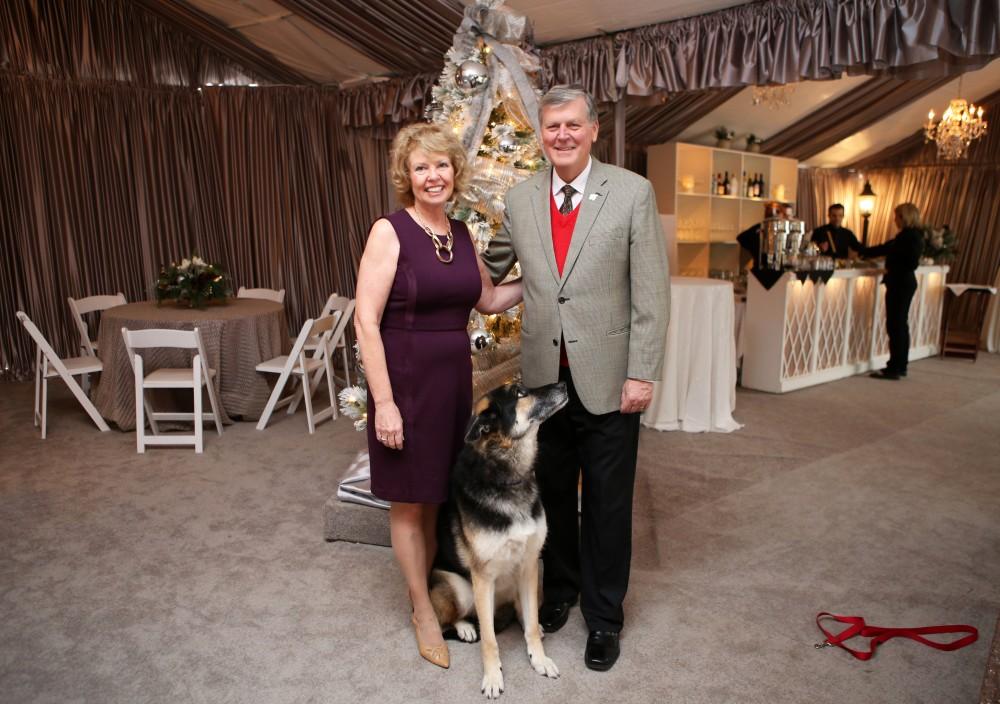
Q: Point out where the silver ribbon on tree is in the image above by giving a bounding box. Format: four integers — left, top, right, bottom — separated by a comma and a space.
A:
451, 1, 543, 164
443, 1, 544, 221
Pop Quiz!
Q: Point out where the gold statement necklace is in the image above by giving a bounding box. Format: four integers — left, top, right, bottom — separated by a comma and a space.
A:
412, 209, 454, 264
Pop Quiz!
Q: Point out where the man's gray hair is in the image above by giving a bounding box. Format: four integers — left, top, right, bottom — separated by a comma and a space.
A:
539, 85, 599, 124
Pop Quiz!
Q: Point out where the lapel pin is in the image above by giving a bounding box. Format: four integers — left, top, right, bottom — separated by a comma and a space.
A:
589, 193, 599, 201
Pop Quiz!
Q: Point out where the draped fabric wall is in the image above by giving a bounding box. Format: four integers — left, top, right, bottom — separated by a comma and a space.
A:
799, 96, 1000, 291
796, 168, 869, 238
797, 163, 1000, 330
0, 79, 398, 381
0, 74, 225, 379
203, 87, 342, 326
1, 2, 400, 381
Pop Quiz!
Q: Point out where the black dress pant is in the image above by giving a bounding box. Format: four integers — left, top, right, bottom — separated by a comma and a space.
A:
884, 274, 917, 374
534, 366, 641, 632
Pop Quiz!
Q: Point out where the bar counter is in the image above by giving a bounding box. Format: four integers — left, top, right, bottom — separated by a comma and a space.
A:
741, 265, 948, 393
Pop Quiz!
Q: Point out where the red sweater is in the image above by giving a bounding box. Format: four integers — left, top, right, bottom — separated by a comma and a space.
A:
550, 194, 580, 366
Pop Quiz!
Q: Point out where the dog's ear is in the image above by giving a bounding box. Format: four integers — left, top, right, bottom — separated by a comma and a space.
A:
464, 413, 495, 443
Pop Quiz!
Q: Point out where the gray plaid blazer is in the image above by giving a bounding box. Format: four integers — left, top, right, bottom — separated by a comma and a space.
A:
482, 158, 670, 414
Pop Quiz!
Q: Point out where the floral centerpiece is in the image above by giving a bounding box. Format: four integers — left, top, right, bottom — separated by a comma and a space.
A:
923, 225, 958, 264
155, 255, 232, 308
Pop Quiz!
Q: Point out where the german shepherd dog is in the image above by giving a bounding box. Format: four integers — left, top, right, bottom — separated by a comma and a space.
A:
430, 381, 568, 699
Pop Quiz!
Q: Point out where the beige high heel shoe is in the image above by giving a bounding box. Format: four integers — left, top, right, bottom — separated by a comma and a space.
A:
411, 615, 450, 669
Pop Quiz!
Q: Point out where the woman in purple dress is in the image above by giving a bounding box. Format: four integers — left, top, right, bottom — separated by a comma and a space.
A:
354, 123, 522, 669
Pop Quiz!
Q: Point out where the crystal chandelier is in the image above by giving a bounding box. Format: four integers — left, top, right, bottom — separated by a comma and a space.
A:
751, 84, 794, 110
923, 78, 987, 160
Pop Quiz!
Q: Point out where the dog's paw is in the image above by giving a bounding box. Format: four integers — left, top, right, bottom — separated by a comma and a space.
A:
455, 620, 478, 643
481, 667, 504, 699
529, 652, 560, 679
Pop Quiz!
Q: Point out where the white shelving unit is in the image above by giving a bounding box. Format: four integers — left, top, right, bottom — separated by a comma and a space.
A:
647, 142, 798, 277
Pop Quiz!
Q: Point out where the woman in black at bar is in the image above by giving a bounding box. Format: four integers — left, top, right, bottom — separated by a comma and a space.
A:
863, 202, 925, 380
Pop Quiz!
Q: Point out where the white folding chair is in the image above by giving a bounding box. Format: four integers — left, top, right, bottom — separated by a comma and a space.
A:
68, 292, 126, 392
237, 286, 285, 304
296, 294, 355, 389
16, 311, 110, 438
121, 327, 224, 454
68, 293, 127, 356
256, 315, 338, 434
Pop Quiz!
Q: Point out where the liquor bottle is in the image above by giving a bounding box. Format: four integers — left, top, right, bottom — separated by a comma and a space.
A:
753, 173, 762, 198
711, 173, 717, 193
758, 173, 766, 198
723, 171, 731, 196
741, 171, 747, 198
716, 173, 724, 195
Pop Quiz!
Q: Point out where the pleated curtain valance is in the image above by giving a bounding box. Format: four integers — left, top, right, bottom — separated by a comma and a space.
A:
337, 73, 438, 127
543, 0, 1000, 100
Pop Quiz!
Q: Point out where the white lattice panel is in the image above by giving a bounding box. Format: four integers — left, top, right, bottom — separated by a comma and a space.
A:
918, 272, 945, 347
782, 280, 816, 378
816, 278, 848, 370
849, 276, 875, 363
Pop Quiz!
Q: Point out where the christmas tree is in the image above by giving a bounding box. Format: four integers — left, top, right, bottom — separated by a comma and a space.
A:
428, 0, 546, 346
339, 0, 544, 429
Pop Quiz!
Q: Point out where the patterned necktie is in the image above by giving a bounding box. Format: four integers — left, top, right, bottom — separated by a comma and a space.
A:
558, 184, 576, 215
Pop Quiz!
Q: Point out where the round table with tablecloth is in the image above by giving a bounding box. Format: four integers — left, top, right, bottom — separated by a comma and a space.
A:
642, 277, 742, 433
93, 299, 288, 430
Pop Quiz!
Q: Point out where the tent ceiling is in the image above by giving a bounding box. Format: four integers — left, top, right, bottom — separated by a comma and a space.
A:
808, 60, 1000, 167
182, 0, 752, 83
183, 0, 393, 82
672, 59, 1000, 167
165, 1, 1000, 168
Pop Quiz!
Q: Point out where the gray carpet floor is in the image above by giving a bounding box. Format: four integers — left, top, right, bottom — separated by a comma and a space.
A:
2, 355, 999, 704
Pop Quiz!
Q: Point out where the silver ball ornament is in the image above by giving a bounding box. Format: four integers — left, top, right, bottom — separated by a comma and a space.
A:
456, 59, 489, 90
469, 328, 495, 353
497, 135, 518, 154
423, 99, 443, 121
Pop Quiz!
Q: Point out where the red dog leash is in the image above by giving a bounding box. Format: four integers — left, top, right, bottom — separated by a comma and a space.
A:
815, 612, 978, 660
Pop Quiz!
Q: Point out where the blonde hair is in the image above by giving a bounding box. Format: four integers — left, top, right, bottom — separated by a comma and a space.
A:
389, 123, 467, 207
895, 202, 922, 229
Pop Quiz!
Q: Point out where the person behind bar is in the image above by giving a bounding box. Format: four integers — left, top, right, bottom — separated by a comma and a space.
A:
862, 202, 925, 380
811, 204, 861, 260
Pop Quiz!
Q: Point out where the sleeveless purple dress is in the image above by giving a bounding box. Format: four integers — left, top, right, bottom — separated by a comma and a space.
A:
368, 210, 483, 504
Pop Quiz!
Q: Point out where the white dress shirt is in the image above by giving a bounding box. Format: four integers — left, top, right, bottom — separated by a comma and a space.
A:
551, 157, 592, 212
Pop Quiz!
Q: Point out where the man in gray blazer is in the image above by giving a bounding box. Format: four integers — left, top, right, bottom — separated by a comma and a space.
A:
482, 85, 669, 671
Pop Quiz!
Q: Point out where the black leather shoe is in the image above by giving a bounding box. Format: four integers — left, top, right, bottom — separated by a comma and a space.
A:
538, 600, 574, 633
584, 630, 620, 671
870, 369, 901, 380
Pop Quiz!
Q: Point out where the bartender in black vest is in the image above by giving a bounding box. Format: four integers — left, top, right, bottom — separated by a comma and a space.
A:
811, 204, 862, 260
